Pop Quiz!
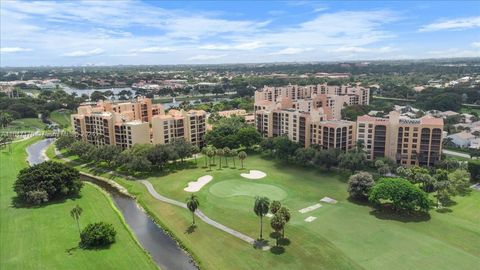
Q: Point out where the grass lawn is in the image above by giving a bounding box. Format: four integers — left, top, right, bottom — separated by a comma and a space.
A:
52, 149, 480, 270
0, 139, 157, 270
0, 118, 46, 132
49, 110, 72, 129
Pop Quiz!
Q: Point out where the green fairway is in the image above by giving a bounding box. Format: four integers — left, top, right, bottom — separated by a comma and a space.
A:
0, 139, 157, 270
52, 149, 480, 270
49, 110, 72, 129
0, 118, 46, 132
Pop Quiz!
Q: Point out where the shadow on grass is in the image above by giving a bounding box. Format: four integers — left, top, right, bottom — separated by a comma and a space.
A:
11, 193, 82, 209
278, 237, 291, 246
185, 225, 196, 234
435, 208, 453, 213
253, 238, 269, 250
65, 246, 79, 255
270, 245, 285, 255
347, 196, 371, 206
369, 208, 431, 223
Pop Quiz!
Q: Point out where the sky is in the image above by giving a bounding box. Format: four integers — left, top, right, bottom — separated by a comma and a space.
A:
0, 0, 479, 67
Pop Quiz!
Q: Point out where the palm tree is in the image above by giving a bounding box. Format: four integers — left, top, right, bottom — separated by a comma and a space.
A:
207, 148, 216, 170
186, 194, 200, 226
230, 149, 238, 167
270, 200, 281, 215
216, 149, 224, 169
223, 147, 230, 167
253, 196, 270, 239
192, 145, 200, 165
238, 151, 247, 169
201, 147, 208, 167
277, 207, 291, 238
70, 205, 83, 237
270, 214, 285, 246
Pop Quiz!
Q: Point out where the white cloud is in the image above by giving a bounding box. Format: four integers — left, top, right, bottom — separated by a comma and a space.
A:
200, 41, 264, 50
419, 16, 480, 32
188, 54, 227, 61
270, 47, 313, 55
472, 42, 480, 48
131, 47, 176, 53
0, 47, 32, 53
329, 46, 397, 54
64, 48, 105, 57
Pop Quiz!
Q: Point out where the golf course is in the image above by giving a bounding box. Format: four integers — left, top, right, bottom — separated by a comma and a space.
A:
49, 147, 480, 270
0, 139, 157, 270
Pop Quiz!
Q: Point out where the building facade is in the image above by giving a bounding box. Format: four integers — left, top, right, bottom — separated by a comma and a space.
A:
357, 111, 444, 166
71, 97, 206, 148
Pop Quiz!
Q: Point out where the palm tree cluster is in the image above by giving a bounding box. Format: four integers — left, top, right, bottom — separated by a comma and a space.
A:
253, 197, 291, 246
201, 145, 246, 170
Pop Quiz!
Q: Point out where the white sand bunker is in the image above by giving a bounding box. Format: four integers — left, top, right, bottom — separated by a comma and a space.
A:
320, 197, 338, 204
240, 170, 267, 180
266, 213, 274, 218
184, 175, 213, 192
298, 203, 322, 214
304, 216, 317, 222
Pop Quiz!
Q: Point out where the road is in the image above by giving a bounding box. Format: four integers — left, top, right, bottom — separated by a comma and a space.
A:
442, 149, 471, 159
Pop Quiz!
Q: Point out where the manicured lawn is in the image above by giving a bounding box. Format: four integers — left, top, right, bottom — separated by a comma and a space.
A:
49, 110, 72, 129
0, 118, 46, 132
0, 139, 157, 270
52, 149, 480, 270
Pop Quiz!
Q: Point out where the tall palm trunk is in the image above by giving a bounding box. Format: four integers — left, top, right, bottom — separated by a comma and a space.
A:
225, 156, 228, 167
192, 211, 195, 225
204, 156, 207, 167
259, 215, 263, 239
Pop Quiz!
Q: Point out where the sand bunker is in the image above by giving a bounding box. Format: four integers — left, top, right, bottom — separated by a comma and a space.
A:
266, 213, 274, 218
320, 197, 338, 204
184, 175, 213, 192
298, 203, 322, 214
240, 170, 267, 179
304, 216, 317, 222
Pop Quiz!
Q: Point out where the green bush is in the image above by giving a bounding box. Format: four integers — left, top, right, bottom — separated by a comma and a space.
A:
369, 177, 430, 213
14, 161, 82, 205
467, 160, 480, 181
80, 222, 116, 248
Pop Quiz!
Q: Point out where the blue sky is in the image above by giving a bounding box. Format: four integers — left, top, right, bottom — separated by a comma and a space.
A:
0, 0, 479, 66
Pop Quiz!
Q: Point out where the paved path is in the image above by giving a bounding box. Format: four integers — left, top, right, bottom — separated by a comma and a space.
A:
443, 149, 471, 159
140, 180, 256, 245
55, 147, 256, 245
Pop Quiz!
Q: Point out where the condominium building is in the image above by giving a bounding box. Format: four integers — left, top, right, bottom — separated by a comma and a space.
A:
71, 97, 206, 148
151, 109, 206, 147
357, 111, 444, 166
254, 83, 369, 120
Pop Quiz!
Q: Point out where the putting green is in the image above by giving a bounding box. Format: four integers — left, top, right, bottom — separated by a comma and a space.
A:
208, 180, 287, 200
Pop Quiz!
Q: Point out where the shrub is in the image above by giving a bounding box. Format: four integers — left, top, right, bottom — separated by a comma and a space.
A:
80, 222, 116, 248
369, 178, 430, 213
467, 160, 480, 181
14, 161, 82, 205
347, 172, 375, 200
55, 133, 76, 150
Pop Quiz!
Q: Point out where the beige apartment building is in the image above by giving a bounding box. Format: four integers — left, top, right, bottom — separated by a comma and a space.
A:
357, 111, 444, 166
71, 97, 206, 148
151, 109, 206, 147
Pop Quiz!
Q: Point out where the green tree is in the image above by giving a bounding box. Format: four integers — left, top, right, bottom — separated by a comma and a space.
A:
447, 169, 471, 195
369, 178, 430, 213
14, 161, 82, 205
0, 111, 14, 128
313, 148, 340, 171
186, 194, 200, 226
253, 196, 270, 239
70, 205, 83, 237
270, 214, 285, 246
270, 200, 282, 215
80, 222, 116, 248
347, 171, 375, 200
339, 150, 367, 173
238, 151, 247, 169
223, 147, 230, 167
216, 148, 224, 169
55, 133, 76, 150
192, 145, 200, 164
206, 147, 216, 170
277, 207, 291, 238
230, 149, 238, 167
